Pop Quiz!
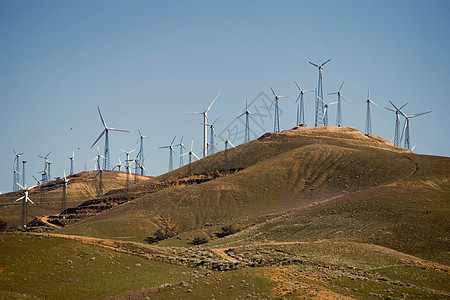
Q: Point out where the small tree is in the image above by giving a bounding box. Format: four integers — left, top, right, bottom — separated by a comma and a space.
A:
0, 218, 7, 231
192, 235, 209, 245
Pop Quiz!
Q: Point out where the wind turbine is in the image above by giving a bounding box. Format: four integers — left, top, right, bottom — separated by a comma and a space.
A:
12, 149, 23, 191
90, 106, 130, 171
360, 89, 379, 136
385, 101, 408, 147
309, 59, 331, 127
136, 129, 150, 175
120, 148, 135, 173
186, 93, 220, 158
295, 82, 313, 127
61, 171, 69, 216
113, 158, 125, 171
237, 100, 256, 143
69, 150, 75, 176
93, 147, 106, 171
180, 141, 199, 177
37, 152, 51, 183
15, 183, 36, 227
46, 161, 52, 182
328, 81, 347, 127
205, 117, 219, 154
218, 129, 236, 172
317, 96, 338, 127
399, 110, 432, 150
176, 136, 187, 168
159, 136, 178, 172
32, 175, 44, 204
270, 87, 288, 133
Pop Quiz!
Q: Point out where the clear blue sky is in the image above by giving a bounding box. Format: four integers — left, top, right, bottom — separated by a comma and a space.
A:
1, 0, 449, 192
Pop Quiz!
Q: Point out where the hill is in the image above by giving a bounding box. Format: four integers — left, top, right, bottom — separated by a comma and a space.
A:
1, 126, 448, 299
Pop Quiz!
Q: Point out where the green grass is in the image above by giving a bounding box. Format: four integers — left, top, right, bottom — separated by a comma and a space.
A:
0, 233, 194, 300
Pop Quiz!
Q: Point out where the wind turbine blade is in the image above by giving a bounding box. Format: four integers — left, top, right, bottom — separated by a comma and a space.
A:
323, 107, 327, 119
278, 95, 288, 98
317, 96, 325, 104
321, 59, 331, 67
295, 81, 302, 91
384, 107, 395, 112
27, 197, 35, 205
17, 183, 25, 190
97, 146, 101, 154
359, 101, 366, 105
190, 141, 194, 151
192, 152, 200, 160
309, 61, 319, 68
16, 196, 25, 201
296, 94, 301, 103
90, 130, 106, 149
97, 106, 107, 128
108, 128, 130, 132
32, 175, 39, 183
270, 98, 276, 107
339, 81, 344, 91
64, 171, 66, 180
340, 94, 347, 101
329, 101, 339, 105
270, 86, 276, 97
369, 100, 379, 107
129, 149, 136, 154
45, 152, 51, 158
206, 92, 220, 112
328, 92, 338, 95
28, 185, 37, 190
180, 152, 189, 157
228, 141, 236, 148
412, 145, 416, 151
304, 90, 314, 93
184, 111, 203, 114
236, 112, 246, 119
138, 129, 142, 137
388, 100, 401, 112
409, 111, 431, 118
399, 103, 408, 110
171, 136, 177, 145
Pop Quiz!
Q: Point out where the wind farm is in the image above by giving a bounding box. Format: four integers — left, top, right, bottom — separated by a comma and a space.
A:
0, 1, 448, 299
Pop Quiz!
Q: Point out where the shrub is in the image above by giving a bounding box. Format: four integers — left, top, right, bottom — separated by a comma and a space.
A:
0, 218, 7, 231
221, 224, 241, 236
146, 224, 177, 244
192, 235, 209, 245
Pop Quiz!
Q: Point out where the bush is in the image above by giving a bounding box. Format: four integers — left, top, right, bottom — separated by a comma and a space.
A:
192, 235, 209, 245
0, 218, 7, 231
222, 224, 241, 235
145, 224, 177, 244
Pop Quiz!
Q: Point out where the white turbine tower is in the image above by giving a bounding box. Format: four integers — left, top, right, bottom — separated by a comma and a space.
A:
187, 93, 220, 158
15, 183, 36, 227
90, 106, 130, 171
180, 141, 199, 177
69, 150, 75, 176
136, 129, 150, 175
205, 117, 219, 155
61, 171, 69, 216
93, 147, 106, 171
12, 149, 23, 191
37, 152, 51, 183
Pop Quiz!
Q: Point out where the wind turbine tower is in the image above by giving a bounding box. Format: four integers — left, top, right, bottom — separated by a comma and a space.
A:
317, 96, 337, 127
61, 171, 68, 216
13, 150, 23, 191
309, 59, 331, 127
360, 89, 379, 136
136, 129, 149, 175
15, 183, 36, 227
91, 106, 130, 171
218, 129, 236, 172
47, 161, 52, 182
270, 87, 288, 133
37, 152, 51, 183
180, 141, 200, 177
399, 110, 432, 150
160, 136, 178, 172
22, 161, 26, 187
295, 82, 313, 127
237, 101, 256, 143
176, 137, 186, 168
328, 82, 346, 127
187, 93, 219, 158
206, 118, 219, 154
385, 101, 408, 147
69, 150, 75, 176
120, 148, 135, 173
